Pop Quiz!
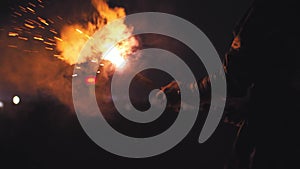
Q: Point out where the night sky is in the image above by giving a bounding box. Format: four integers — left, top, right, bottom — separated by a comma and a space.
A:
1, 0, 299, 169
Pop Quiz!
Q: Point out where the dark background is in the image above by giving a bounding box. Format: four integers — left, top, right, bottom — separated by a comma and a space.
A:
1, 0, 299, 169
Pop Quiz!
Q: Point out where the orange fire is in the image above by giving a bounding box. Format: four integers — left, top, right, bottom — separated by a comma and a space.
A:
55, 0, 138, 67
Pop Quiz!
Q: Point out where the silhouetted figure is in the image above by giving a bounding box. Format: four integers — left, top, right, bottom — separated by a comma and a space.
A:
228, 1, 299, 169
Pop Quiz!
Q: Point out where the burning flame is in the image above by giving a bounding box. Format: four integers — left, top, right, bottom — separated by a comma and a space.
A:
55, 0, 138, 67
103, 46, 126, 68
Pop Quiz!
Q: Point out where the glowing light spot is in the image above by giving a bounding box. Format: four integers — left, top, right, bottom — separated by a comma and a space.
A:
26, 7, 35, 13
24, 23, 35, 29
12, 96, 20, 105
54, 36, 63, 42
0, 101, 3, 108
47, 19, 54, 24
76, 29, 83, 34
49, 29, 58, 34
45, 47, 53, 50
14, 12, 22, 16
33, 37, 44, 41
8, 32, 19, 37
37, 17, 49, 25
18, 37, 28, 41
85, 76, 96, 85
57, 16, 63, 20
103, 47, 126, 68
91, 59, 97, 63
8, 45, 18, 48
28, 2, 36, 7
44, 41, 56, 46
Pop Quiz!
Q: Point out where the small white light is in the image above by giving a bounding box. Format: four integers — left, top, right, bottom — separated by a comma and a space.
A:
0, 101, 3, 108
91, 59, 97, 63
12, 96, 20, 105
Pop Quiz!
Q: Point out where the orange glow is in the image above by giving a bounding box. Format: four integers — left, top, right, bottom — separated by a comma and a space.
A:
85, 76, 96, 85
14, 12, 22, 16
13, 27, 22, 31
26, 7, 35, 13
44, 41, 56, 46
28, 2, 36, 7
25, 20, 34, 25
49, 29, 58, 34
19, 6, 27, 13
24, 23, 35, 29
18, 36, 28, 41
47, 19, 54, 24
54, 54, 63, 60
37, 17, 49, 25
54, 36, 63, 42
103, 46, 126, 68
75, 29, 83, 34
33, 37, 44, 41
45, 47, 54, 50
48, 38, 56, 42
57, 16, 63, 20
8, 45, 18, 48
231, 35, 241, 50
55, 0, 138, 66
8, 32, 19, 37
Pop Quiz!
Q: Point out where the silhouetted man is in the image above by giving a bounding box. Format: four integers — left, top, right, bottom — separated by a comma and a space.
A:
228, 1, 299, 169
